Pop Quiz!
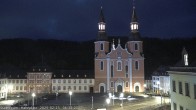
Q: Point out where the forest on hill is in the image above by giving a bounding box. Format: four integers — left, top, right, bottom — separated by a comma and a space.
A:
0, 37, 195, 78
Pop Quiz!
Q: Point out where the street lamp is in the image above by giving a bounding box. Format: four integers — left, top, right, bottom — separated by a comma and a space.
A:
32, 93, 36, 108
69, 91, 72, 106
120, 93, 124, 107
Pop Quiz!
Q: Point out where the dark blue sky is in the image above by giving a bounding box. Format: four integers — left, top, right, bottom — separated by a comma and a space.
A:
0, 0, 195, 41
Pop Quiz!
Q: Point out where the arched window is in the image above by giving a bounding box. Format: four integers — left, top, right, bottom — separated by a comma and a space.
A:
125, 65, 128, 78
135, 61, 139, 70
117, 61, 122, 71
126, 82, 129, 87
111, 65, 113, 77
100, 43, 104, 50
100, 61, 104, 70
134, 43, 138, 50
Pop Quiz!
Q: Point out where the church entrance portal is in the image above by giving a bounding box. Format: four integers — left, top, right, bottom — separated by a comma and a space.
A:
117, 85, 122, 93
135, 86, 139, 92
100, 86, 104, 93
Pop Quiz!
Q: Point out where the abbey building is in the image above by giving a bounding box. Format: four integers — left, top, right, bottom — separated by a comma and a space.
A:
94, 7, 145, 93
0, 6, 145, 99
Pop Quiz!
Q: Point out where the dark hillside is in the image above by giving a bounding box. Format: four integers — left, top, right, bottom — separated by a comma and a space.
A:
0, 37, 195, 78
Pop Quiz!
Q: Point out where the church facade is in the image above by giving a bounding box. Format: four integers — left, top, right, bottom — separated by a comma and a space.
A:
94, 7, 145, 93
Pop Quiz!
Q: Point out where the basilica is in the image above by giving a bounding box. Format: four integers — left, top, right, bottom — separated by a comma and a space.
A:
94, 6, 145, 93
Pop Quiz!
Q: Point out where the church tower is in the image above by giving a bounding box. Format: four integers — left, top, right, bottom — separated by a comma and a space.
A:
126, 6, 145, 92
94, 7, 109, 93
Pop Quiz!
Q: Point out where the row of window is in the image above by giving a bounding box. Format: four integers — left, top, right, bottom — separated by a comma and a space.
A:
172, 80, 196, 99
100, 42, 139, 51
110, 81, 129, 88
0, 80, 27, 84
52, 79, 92, 84
28, 80, 50, 84
100, 61, 139, 71
53, 86, 88, 91
28, 74, 50, 79
0, 86, 27, 91
173, 102, 189, 110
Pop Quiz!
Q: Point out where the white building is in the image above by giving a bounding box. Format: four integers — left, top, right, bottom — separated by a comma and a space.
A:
52, 70, 94, 93
168, 48, 196, 110
0, 73, 27, 99
152, 66, 170, 95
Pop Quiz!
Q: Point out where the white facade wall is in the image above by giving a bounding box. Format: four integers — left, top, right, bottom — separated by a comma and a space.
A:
9, 79, 27, 93
169, 72, 196, 110
152, 75, 170, 94
0, 78, 8, 99
52, 79, 94, 93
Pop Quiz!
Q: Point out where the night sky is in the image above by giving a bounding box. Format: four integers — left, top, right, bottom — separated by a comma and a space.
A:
0, 0, 195, 41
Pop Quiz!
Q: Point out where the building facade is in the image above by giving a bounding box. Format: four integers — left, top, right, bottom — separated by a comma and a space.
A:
51, 70, 94, 93
152, 66, 170, 95
168, 48, 196, 110
26, 66, 52, 93
94, 7, 145, 93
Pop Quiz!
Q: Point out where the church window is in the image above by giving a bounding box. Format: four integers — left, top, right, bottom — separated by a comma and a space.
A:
125, 65, 128, 78
111, 65, 114, 77
100, 43, 104, 50
100, 61, 104, 70
135, 43, 138, 50
111, 81, 114, 87
126, 82, 129, 87
117, 61, 122, 71
135, 61, 139, 70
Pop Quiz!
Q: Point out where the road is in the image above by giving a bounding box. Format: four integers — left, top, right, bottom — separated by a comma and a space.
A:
0, 93, 170, 110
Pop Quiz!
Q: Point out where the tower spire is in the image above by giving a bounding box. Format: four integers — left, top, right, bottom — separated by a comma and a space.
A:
99, 6, 105, 23
97, 6, 107, 41
129, 0, 141, 41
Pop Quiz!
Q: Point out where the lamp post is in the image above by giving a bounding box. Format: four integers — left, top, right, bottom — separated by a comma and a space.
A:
32, 93, 36, 108
120, 93, 124, 107
91, 96, 93, 109
112, 89, 114, 106
69, 91, 72, 106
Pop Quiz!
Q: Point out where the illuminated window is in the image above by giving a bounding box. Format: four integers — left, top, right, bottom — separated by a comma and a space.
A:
184, 54, 188, 66
99, 23, 105, 31
126, 82, 129, 87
